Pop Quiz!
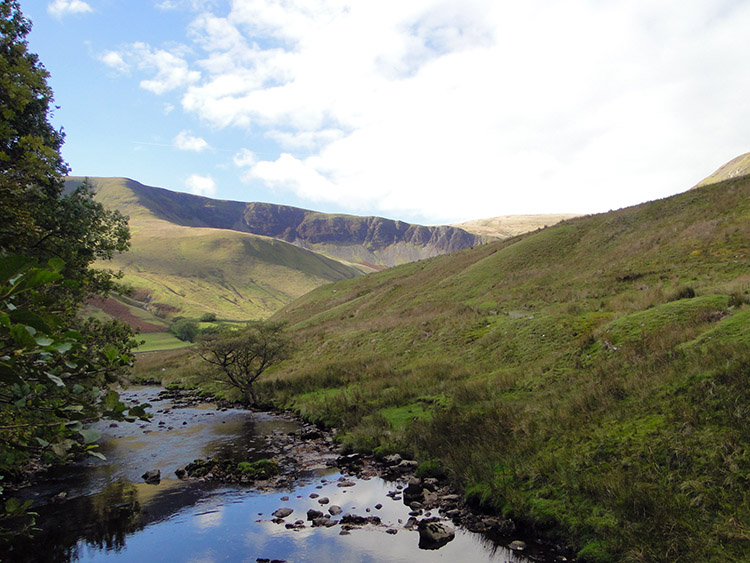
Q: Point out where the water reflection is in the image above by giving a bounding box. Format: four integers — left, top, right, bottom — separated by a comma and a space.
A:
2, 388, 555, 563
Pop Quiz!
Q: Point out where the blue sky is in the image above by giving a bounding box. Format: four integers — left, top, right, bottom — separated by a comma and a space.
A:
22, 0, 750, 225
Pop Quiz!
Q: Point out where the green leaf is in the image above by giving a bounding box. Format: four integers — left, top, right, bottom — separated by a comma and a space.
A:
35, 437, 50, 448
52, 341, 73, 354
72, 384, 84, 394
127, 404, 152, 420
11, 324, 37, 348
102, 344, 119, 362
78, 428, 101, 444
87, 450, 106, 460
51, 440, 74, 457
103, 389, 122, 410
46, 372, 65, 387
24, 268, 63, 289
47, 257, 65, 272
9, 309, 51, 333
0, 255, 34, 285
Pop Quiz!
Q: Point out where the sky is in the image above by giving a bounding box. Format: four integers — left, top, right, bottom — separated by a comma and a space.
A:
21, 0, 750, 225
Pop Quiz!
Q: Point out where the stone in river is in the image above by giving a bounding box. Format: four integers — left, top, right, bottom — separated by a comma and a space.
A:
141, 469, 161, 484
417, 518, 455, 550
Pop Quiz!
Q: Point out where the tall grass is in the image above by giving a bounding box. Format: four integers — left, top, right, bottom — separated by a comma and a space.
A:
244, 177, 750, 561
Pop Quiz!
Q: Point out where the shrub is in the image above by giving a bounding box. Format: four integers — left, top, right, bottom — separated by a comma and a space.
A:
170, 318, 199, 342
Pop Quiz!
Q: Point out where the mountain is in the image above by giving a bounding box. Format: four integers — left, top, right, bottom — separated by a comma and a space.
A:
69, 177, 487, 269
65, 177, 362, 320
453, 213, 580, 238
258, 169, 750, 561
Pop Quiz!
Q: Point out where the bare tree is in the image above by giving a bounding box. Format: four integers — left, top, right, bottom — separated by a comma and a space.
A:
197, 321, 291, 404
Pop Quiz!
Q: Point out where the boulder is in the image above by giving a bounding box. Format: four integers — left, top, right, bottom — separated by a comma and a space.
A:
383, 454, 402, 466
417, 518, 455, 550
403, 482, 424, 503
307, 509, 324, 521
272, 508, 294, 518
396, 459, 419, 472
142, 469, 161, 484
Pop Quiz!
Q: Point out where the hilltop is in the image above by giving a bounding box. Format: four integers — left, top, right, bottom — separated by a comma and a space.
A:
241, 168, 749, 561
65, 177, 362, 320
453, 213, 580, 238
694, 151, 750, 188
68, 177, 487, 269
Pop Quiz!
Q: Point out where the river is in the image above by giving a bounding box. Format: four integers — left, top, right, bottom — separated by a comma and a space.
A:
2, 387, 566, 562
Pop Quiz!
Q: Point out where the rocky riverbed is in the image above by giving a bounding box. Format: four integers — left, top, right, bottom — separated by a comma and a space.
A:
3, 387, 573, 563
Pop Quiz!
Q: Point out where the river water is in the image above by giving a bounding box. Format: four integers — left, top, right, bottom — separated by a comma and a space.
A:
3, 387, 562, 563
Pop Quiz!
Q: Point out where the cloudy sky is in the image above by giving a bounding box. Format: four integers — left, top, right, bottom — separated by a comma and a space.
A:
24, 0, 750, 224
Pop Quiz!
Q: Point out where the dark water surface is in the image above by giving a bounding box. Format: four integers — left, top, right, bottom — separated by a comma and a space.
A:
4, 388, 556, 563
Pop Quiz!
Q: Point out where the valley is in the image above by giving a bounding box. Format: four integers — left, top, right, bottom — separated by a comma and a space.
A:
130, 164, 750, 562
4, 3, 749, 560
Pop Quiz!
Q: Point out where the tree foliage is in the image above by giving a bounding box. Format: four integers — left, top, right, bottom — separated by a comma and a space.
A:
170, 317, 199, 343
0, 1, 130, 308
0, 0, 143, 535
198, 321, 292, 404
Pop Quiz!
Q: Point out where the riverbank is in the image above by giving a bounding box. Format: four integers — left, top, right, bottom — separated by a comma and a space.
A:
3, 386, 570, 563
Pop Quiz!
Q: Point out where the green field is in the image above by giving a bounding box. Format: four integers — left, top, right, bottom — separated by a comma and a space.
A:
136, 332, 193, 352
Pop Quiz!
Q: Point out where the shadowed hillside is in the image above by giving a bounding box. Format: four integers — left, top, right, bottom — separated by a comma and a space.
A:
254, 171, 750, 562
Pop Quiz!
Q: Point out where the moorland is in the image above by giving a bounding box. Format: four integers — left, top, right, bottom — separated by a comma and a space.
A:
132, 163, 750, 562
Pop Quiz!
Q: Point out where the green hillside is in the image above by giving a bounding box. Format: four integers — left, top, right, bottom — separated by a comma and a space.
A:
66, 177, 361, 320
694, 151, 750, 188
65, 176, 486, 269
258, 175, 750, 561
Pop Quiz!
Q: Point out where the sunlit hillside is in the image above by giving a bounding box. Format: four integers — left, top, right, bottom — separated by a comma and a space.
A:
66, 177, 361, 320
256, 171, 750, 562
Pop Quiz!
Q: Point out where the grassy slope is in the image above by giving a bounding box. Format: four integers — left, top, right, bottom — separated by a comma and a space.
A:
453, 213, 581, 238
76, 177, 361, 320
260, 176, 750, 562
695, 152, 750, 188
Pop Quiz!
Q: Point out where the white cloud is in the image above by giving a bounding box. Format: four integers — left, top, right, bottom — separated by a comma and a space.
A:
103, 0, 750, 222
156, 0, 216, 11
48, 0, 93, 18
175, 130, 210, 152
100, 42, 200, 95
233, 148, 256, 168
100, 51, 129, 73
185, 174, 217, 197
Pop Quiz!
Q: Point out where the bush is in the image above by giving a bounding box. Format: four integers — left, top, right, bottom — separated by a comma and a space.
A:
199, 312, 217, 322
170, 318, 199, 342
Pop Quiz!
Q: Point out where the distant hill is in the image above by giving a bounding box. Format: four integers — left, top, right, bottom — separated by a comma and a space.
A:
68, 177, 487, 269
694, 151, 750, 187
65, 177, 362, 320
263, 171, 750, 561
453, 213, 580, 238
